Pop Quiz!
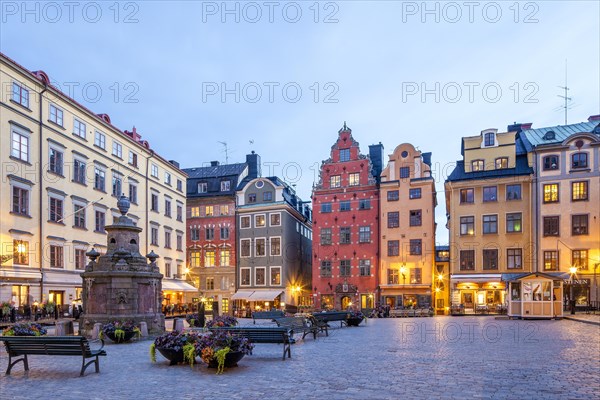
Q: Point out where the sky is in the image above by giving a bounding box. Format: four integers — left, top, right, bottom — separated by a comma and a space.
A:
1, 0, 599, 244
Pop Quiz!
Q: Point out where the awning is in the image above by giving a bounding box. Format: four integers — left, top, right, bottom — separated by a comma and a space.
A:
247, 290, 283, 301
0, 269, 42, 280
162, 280, 198, 292
231, 290, 255, 300
451, 274, 502, 283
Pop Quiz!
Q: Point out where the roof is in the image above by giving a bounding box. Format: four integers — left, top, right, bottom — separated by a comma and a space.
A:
519, 121, 600, 147
183, 163, 247, 179
446, 154, 533, 182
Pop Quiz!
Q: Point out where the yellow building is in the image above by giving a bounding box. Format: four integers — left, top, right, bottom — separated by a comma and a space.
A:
434, 246, 450, 315
445, 127, 534, 314
379, 143, 436, 309
0, 52, 192, 311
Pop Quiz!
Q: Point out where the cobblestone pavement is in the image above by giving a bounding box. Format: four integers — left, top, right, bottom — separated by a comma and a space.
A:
563, 313, 600, 325
1, 316, 599, 400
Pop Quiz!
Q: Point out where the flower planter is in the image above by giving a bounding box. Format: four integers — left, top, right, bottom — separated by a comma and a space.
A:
156, 347, 186, 366
346, 317, 364, 327
207, 351, 245, 369
105, 330, 137, 343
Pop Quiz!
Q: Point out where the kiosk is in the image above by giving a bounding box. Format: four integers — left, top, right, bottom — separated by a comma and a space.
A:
504, 272, 566, 319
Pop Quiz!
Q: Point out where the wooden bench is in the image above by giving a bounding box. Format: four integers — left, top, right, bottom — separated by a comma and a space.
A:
274, 317, 319, 340
208, 326, 293, 360
312, 311, 349, 328
0, 336, 106, 376
251, 311, 285, 324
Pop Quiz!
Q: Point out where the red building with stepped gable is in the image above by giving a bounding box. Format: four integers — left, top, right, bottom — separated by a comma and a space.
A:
312, 123, 383, 312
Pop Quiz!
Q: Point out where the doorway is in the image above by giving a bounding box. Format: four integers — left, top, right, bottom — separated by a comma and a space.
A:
49, 290, 64, 306
341, 296, 352, 310
462, 291, 474, 311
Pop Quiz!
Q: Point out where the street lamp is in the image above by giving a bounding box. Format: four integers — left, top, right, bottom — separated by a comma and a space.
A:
400, 265, 406, 286
569, 266, 577, 315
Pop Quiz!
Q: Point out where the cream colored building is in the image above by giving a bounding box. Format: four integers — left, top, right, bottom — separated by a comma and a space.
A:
0, 52, 191, 311
379, 143, 437, 309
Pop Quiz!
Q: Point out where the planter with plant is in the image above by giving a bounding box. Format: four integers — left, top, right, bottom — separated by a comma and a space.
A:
100, 320, 141, 343
150, 331, 199, 366
195, 330, 254, 374
205, 315, 238, 329
185, 312, 205, 328
1, 322, 48, 336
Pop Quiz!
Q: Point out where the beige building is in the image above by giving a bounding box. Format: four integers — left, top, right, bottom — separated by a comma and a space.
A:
445, 127, 534, 314
0, 52, 190, 311
379, 143, 437, 309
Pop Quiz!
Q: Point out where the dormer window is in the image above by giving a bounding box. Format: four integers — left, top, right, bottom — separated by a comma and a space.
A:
340, 148, 350, 162
471, 160, 484, 172
543, 131, 556, 140
571, 152, 588, 169
484, 132, 495, 147
198, 182, 208, 193
543, 155, 559, 170
495, 157, 508, 169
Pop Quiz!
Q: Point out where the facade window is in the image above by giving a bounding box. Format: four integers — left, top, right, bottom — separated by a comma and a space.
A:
571, 181, 588, 201
271, 267, 282, 285
240, 239, 251, 257
49, 197, 63, 223
543, 155, 559, 170
388, 268, 399, 284
75, 249, 87, 270
112, 174, 122, 197
164, 199, 172, 217
270, 213, 281, 226
198, 182, 208, 193
49, 148, 64, 175
151, 164, 159, 178
129, 184, 138, 204
409, 239, 422, 255
320, 228, 332, 245
73, 159, 86, 185
460, 188, 474, 204
483, 249, 498, 270
129, 151, 138, 167
220, 249, 230, 266
11, 129, 30, 162
255, 215, 266, 227
94, 131, 106, 149
49, 104, 63, 126
177, 204, 183, 221
190, 250, 201, 267
176, 234, 183, 251
13, 240, 29, 265
320, 203, 332, 212
543, 216, 559, 236
359, 199, 370, 210
177, 179, 183, 192
330, 175, 341, 188
255, 268, 266, 285
151, 194, 159, 212
206, 277, 215, 290
263, 191, 273, 201
339, 148, 350, 162
94, 168, 106, 191
572, 214, 588, 235
240, 268, 251, 286
205, 227, 214, 240
49, 245, 64, 268
220, 227, 230, 240
388, 240, 399, 256
340, 201, 351, 211
460, 216, 475, 235
190, 207, 200, 218
190, 228, 200, 241
112, 141, 123, 158
203, 205, 213, 216
483, 186, 497, 202
482, 215, 498, 234
340, 227, 351, 244
388, 212, 399, 228
240, 216, 250, 229
387, 190, 399, 201
246, 193, 255, 203
543, 184, 559, 203
150, 227, 159, 245
460, 250, 475, 271
165, 263, 171, 278
358, 226, 371, 243
506, 213, 522, 233
410, 268, 422, 284
409, 188, 421, 199
270, 237, 281, 256
73, 119, 86, 138
571, 152, 588, 169
164, 231, 172, 248
255, 238, 266, 257
95, 210, 106, 232
74, 204, 86, 228
340, 260, 351, 277
359, 260, 371, 276
471, 160, 484, 171
409, 210, 422, 226
349, 173, 360, 186
506, 184, 521, 200
221, 205, 229, 215
495, 157, 508, 169
507, 248, 523, 269
205, 250, 216, 267
220, 180, 230, 191
12, 186, 29, 216
572, 250, 588, 270
320, 261, 332, 277
399, 167, 410, 179
484, 132, 495, 146
12, 82, 29, 107
543, 250, 558, 271
165, 172, 171, 185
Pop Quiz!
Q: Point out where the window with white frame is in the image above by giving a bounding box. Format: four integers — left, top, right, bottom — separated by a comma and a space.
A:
255, 214, 266, 227
48, 147, 64, 175
240, 268, 251, 286
255, 238, 266, 256
49, 245, 64, 268
73, 119, 86, 138
49, 196, 64, 223
221, 180, 230, 191
74, 204, 86, 228
220, 249, 230, 266
11, 126, 30, 162
151, 164, 159, 178
165, 172, 171, 185
73, 158, 86, 185
112, 141, 123, 158
12, 82, 29, 107
255, 267, 266, 286
197, 182, 207, 193
270, 267, 281, 285
270, 213, 281, 226
112, 173, 123, 196
94, 131, 106, 149
49, 104, 63, 126
240, 216, 250, 229
270, 237, 281, 256
129, 151, 138, 167
349, 173, 360, 186
204, 250, 216, 267
330, 175, 341, 188
240, 239, 251, 257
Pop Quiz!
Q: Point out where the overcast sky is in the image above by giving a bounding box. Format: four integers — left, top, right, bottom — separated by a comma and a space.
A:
2, 1, 599, 244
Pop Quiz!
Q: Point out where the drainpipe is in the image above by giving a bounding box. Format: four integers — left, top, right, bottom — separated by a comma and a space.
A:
39, 85, 48, 301
532, 149, 538, 273
145, 150, 155, 256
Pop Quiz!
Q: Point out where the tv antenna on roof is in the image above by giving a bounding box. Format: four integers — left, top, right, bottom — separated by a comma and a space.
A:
218, 141, 229, 164
557, 59, 573, 125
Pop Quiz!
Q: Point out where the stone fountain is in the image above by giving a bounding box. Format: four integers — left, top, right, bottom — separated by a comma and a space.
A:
79, 195, 165, 337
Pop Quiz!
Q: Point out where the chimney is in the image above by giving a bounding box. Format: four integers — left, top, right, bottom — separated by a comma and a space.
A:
169, 160, 180, 168
246, 151, 261, 179
588, 115, 600, 122
507, 122, 533, 132
368, 142, 384, 183
210, 161, 219, 167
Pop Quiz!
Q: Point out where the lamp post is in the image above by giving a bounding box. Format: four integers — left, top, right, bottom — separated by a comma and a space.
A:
400, 265, 406, 286
569, 266, 577, 315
